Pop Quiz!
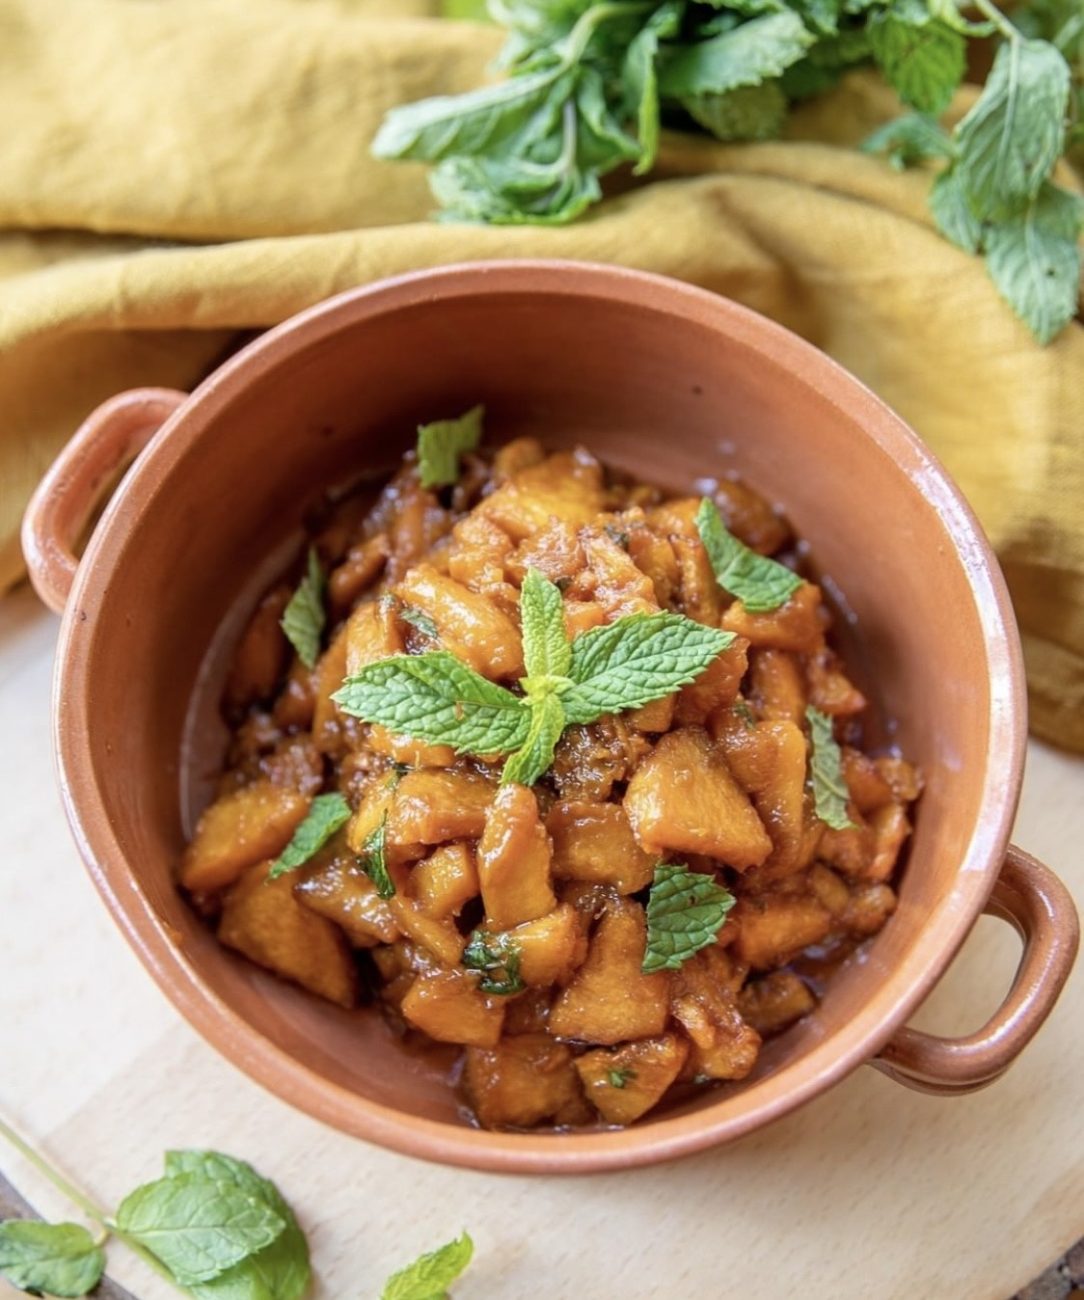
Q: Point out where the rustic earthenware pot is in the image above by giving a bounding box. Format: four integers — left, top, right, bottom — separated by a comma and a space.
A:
22, 262, 1078, 1173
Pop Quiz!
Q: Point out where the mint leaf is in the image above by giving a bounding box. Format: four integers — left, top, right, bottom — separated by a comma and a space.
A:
608, 1068, 636, 1089
519, 568, 571, 680
861, 112, 955, 170
0, 1222, 105, 1298
954, 37, 1071, 221
359, 815, 395, 899
114, 1172, 285, 1286
416, 406, 484, 490
623, 2, 683, 173
930, 165, 982, 252
696, 498, 803, 613
399, 605, 439, 639
684, 82, 788, 142
642, 864, 736, 973
463, 931, 525, 995
381, 1231, 474, 1300
985, 181, 1084, 344
501, 689, 566, 787
280, 548, 325, 670
334, 652, 530, 756
868, 2, 965, 115
430, 147, 601, 226
806, 706, 855, 831
442, 0, 490, 18
165, 1153, 310, 1300
267, 793, 351, 880
658, 12, 815, 97
562, 612, 734, 724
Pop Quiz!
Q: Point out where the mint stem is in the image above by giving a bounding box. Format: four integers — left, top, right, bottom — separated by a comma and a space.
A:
0, 1113, 180, 1290
972, 0, 1019, 41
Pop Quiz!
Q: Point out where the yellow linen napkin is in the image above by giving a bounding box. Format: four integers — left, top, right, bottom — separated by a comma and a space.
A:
1, 0, 1081, 750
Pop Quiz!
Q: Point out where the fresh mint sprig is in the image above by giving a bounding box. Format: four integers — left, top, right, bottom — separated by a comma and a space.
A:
806, 705, 856, 831
696, 497, 802, 613
380, 1231, 474, 1300
333, 569, 732, 787
642, 863, 736, 973
281, 548, 326, 671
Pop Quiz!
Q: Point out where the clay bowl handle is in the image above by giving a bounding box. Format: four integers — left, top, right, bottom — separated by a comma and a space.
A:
873, 846, 1079, 1094
21, 388, 186, 614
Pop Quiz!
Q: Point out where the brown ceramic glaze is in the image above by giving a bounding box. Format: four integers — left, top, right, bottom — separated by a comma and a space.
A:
21, 262, 1079, 1173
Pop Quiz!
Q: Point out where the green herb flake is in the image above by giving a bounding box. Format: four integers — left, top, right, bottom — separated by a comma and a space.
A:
359, 815, 395, 899
733, 698, 757, 729
381, 1231, 474, 1300
608, 1068, 636, 1090
642, 863, 736, 974
416, 406, 484, 490
399, 605, 440, 639
696, 497, 803, 614
267, 793, 351, 881
0, 1221, 105, 1299
806, 706, 856, 831
280, 547, 326, 670
462, 931, 525, 995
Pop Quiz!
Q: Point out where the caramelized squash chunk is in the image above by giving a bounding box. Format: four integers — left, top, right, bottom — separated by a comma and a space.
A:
737, 971, 816, 1035
714, 719, 809, 877
464, 1034, 583, 1129
477, 784, 556, 929
624, 728, 771, 868
546, 800, 656, 895
477, 450, 605, 540
344, 598, 402, 678
670, 947, 761, 1081
732, 893, 833, 970
180, 781, 309, 894
722, 582, 822, 652
550, 899, 670, 1045
401, 969, 505, 1047
575, 1035, 689, 1125
219, 862, 356, 1008
294, 857, 399, 947
224, 585, 290, 711
493, 904, 587, 988
411, 842, 478, 920
396, 564, 524, 680
388, 769, 496, 848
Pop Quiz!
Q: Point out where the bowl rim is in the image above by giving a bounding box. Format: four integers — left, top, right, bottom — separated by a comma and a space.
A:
53, 260, 1026, 1173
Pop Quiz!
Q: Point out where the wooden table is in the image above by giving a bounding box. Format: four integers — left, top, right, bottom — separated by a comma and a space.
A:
2, 584, 1081, 1300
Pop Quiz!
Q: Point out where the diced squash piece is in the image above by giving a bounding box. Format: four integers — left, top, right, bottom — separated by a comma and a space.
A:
624, 728, 771, 869
388, 769, 496, 848
346, 779, 396, 853
710, 480, 790, 554
749, 649, 807, 725
645, 497, 700, 541
257, 736, 324, 797
550, 899, 669, 1044
510, 518, 585, 586
563, 599, 607, 639
180, 781, 309, 894
272, 661, 315, 731
843, 882, 897, 935
401, 969, 504, 1047
218, 862, 356, 1008
503, 988, 552, 1035
551, 717, 648, 803
464, 1034, 583, 1129
866, 802, 911, 883
875, 756, 924, 804
366, 724, 455, 769
817, 813, 875, 878
737, 971, 816, 1035
626, 524, 679, 606
576, 1034, 689, 1125
328, 533, 389, 609
493, 436, 545, 478
344, 598, 403, 678
732, 893, 833, 969
715, 719, 808, 876
577, 525, 658, 618
224, 585, 290, 711
495, 904, 587, 988
447, 513, 515, 595
311, 626, 353, 755
477, 450, 605, 541
294, 858, 399, 947
673, 636, 749, 726
670, 947, 761, 1080
672, 534, 723, 627
628, 694, 675, 733
478, 784, 556, 928
722, 582, 822, 652
411, 842, 478, 919
389, 897, 465, 966
546, 800, 655, 895
396, 564, 524, 680
806, 648, 867, 716
809, 863, 851, 917
385, 483, 448, 584
841, 747, 895, 814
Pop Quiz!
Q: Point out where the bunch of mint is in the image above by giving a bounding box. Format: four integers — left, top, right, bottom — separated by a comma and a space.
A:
375, 0, 1082, 344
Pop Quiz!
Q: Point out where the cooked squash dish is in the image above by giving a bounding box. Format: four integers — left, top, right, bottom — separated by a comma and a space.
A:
179, 409, 921, 1131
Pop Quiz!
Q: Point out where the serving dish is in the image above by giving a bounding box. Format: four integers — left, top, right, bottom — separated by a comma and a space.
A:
22, 261, 1078, 1173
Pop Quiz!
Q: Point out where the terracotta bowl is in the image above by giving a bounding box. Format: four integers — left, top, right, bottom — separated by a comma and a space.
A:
22, 262, 1078, 1174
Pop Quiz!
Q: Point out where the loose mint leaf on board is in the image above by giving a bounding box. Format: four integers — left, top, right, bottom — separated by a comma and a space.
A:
501, 689, 566, 787
0, 1221, 105, 1298
806, 706, 856, 831
381, 1231, 474, 1300
954, 37, 1071, 221
658, 12, 815, 98
113, 1171, 285, 1286
416, 406, 484, 490
984, 182, 1083, 345
268, 794, 351, 880
696, 498, 803, 613
333, 652, 530, 756
642, 864, 736, 973
867, 1, 966, 115
280, 548, 325, 670
562, 612, 733, 724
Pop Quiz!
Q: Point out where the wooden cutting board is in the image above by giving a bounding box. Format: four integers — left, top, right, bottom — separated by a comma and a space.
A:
1, 585, 1081, 1300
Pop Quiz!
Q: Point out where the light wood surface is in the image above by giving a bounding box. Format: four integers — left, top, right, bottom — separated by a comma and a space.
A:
1, 584, 1080, 1300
